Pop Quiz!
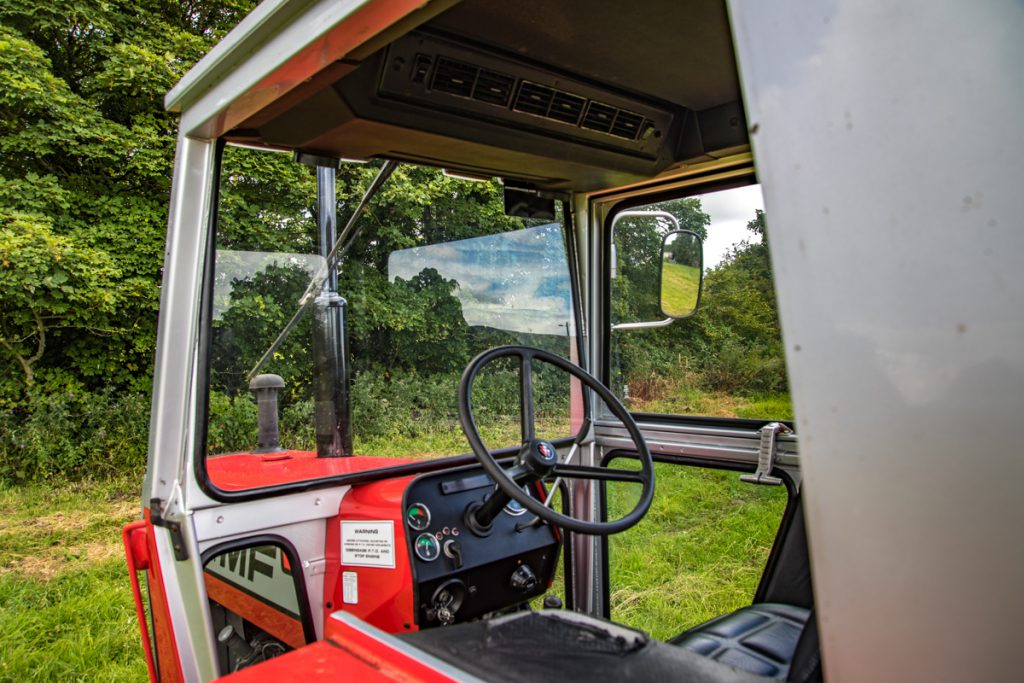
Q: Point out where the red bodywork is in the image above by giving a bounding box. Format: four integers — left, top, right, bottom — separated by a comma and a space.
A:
124, 452, 427, 681
123, 512, 187, 683
324, 475, 419, 633
218, 612, 459, 682
206, 450, 417, 491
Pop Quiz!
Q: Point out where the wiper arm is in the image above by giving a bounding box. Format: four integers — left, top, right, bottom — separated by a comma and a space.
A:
247, 160, 398, 381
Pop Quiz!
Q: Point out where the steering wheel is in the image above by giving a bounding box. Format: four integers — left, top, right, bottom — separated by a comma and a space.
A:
458, 346, 654, 535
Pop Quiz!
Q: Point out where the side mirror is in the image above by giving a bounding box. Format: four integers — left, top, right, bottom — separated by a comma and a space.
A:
659, 230, 703, 318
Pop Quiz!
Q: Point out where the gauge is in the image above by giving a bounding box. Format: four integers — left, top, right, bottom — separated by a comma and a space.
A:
504, 486, 531, 516
406, 503, 431, 531
414, 533, 440, 562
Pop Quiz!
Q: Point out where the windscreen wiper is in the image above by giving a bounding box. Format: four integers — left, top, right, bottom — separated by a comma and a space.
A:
247, 160, 398, 380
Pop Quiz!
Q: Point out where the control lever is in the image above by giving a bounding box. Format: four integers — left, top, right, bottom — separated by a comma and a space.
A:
443, 539, 463, 569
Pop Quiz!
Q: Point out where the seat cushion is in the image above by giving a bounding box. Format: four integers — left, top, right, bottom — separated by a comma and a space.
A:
670, 603, 812, 680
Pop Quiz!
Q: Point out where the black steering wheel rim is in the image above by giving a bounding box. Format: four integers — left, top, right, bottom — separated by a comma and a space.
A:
458, 345, 655, 535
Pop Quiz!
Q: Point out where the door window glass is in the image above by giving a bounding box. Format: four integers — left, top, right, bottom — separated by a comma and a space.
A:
609, 185, 792, 420
604, 460, 788, 638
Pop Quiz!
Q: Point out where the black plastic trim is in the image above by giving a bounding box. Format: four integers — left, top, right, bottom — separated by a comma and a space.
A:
149, 497, 189, 561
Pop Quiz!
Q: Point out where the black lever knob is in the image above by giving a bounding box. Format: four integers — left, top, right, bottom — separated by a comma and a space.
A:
542, 595, 563, 609
443, 539, 463, 569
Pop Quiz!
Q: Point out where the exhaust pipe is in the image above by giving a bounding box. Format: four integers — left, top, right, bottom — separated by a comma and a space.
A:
249, 374, 285, 453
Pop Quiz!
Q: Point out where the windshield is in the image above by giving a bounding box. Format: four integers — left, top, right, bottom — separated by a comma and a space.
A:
203, 146, 578, 492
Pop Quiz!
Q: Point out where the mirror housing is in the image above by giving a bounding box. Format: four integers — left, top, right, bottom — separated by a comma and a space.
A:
659, 230, 703, 318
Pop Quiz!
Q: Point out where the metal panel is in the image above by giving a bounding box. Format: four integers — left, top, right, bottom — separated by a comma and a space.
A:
153, 518, 218, 681
728, 1, 1024, 680
143, 135, 215, 509
168, 0, 449, 138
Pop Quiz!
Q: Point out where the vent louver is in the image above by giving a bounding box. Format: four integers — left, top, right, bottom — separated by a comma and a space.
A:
389, 39, 661, 147
549, 91, 585, 125
473, 69, 515, 106
432, 56, 476, 97
513, 81, 554, 116
582, 102, 616, 134
611, 111, 645, 140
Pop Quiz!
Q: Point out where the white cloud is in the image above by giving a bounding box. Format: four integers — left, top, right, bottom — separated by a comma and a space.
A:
700, 184, 765, 268
388, 224, 572, 336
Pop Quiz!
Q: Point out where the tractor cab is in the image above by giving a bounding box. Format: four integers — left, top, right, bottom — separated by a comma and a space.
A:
123, 1, 1023, 682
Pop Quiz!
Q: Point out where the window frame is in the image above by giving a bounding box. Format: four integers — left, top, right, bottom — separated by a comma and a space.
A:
599, 170, 792, 430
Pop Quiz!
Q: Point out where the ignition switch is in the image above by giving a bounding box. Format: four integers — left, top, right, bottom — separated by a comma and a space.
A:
428, 579, 466, 626
509, 564, 538, 593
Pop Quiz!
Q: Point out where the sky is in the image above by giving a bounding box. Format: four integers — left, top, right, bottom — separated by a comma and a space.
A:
699, 184, 765, 269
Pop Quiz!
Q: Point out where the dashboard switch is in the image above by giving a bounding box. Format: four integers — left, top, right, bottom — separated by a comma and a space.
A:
443, 539, 464, 569
509, 564, 538, 593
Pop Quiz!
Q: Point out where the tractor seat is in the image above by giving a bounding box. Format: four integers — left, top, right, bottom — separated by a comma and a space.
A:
670, 604, 819, 681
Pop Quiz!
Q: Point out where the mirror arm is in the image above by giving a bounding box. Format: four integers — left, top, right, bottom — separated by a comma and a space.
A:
611, 317, 674, 331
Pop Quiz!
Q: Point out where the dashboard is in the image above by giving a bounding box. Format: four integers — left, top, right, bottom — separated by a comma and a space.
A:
326, 463, 560, 633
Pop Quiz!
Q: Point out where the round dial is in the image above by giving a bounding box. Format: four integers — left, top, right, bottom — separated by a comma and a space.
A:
406, 503, 431, 531
504, 486, 531, 516
504, 497, 527, 516
414, 533, 440, 562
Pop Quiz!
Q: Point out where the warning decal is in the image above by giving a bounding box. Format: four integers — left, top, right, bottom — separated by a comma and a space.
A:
341, 520, 395, 568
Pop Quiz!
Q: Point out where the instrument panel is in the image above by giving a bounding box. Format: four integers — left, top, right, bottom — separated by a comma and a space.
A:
403, 467, 560, 627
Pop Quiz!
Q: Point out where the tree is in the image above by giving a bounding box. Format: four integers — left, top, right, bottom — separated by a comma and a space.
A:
0, 1, 257, 401
0, 211, 123, 391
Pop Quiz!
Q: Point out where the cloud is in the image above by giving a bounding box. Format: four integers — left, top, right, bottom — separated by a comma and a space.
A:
700, 185, 765, 268
388, 224, 572, 335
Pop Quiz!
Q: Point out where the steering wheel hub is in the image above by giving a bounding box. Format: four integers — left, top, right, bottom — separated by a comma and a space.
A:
523, 440, 558, 474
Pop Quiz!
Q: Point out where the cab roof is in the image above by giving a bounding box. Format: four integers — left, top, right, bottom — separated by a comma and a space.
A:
167, 0, 748, 192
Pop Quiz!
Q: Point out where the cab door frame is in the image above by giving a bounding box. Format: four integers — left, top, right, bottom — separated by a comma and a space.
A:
564, 155, 801, 616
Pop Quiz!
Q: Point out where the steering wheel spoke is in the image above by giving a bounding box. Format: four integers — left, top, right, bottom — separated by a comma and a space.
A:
550, 463, 647, 484
519, 352, 535, 442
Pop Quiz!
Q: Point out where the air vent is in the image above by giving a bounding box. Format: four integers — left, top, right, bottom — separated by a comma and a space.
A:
432, 56, 476, 98
380, 33, 675, 158
473, 69, 514, 106
610, 110, 645, 140
513, 81, 554, 116
548, 91, 585, 125
581, 102, 616, 134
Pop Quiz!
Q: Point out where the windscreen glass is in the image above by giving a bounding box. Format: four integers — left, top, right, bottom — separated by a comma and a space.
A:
204, 147, 578, 492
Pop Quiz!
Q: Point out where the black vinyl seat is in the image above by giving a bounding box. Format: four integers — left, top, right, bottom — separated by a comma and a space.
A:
670, 603, 814, 681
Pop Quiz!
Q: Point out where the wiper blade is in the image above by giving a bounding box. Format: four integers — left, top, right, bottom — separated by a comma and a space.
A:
246, 160, 398, 380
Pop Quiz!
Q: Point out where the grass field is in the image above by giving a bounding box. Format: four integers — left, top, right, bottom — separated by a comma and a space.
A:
0, 477, 148, 681
661, 260, 702, 316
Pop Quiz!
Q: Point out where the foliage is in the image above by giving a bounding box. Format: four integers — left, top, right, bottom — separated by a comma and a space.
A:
0, 1, 257, 403
613, 204, 789, 407
0, 387, 149, 483
0, 0, 792, 481
0, 211, 124, 392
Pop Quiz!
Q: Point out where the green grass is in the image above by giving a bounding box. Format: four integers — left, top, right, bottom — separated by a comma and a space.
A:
661, 261, 701, 316
0, 477, 147, 682
0, 434, 787, 678
606, 463, 787, 640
